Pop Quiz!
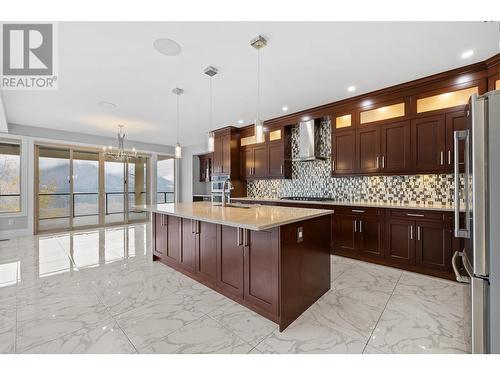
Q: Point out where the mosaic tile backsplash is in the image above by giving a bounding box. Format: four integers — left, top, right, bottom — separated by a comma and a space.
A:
247, 120, 459, 205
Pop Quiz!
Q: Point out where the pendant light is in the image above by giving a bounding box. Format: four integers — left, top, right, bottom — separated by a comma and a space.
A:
204, 66, 218, 152
172, 87, 184, 159
251, 35, 267, 143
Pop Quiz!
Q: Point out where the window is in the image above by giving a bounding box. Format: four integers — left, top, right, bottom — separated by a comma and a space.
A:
0, 140, 21, 213
157, 155, 175, 203
416, 87, 478, 113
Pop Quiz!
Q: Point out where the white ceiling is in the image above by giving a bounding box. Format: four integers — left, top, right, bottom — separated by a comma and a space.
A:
2, 21, 499, 146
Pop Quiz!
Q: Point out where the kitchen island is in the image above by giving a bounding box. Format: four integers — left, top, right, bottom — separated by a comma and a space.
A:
139, 202, 334, 331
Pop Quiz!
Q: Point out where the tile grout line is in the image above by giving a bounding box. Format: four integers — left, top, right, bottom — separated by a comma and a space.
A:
112, 316, 139, 354
361, 271, 405, 354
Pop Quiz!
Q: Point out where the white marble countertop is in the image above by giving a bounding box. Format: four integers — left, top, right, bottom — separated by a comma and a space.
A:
231, 197, 456, 212
137, 202, 334, 231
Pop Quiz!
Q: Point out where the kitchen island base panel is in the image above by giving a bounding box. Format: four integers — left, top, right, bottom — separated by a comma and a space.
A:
152, 213, 332, 332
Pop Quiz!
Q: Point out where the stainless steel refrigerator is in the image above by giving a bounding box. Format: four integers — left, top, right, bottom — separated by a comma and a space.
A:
452, 89, 500, 354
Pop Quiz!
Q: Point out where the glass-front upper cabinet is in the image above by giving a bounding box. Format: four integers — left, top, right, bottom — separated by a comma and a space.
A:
331, 111, 355, 131
416, 86, 479, 114
359, 101, 406, 125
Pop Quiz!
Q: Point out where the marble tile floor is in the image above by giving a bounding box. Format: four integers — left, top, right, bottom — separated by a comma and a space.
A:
0, 223, 470, 354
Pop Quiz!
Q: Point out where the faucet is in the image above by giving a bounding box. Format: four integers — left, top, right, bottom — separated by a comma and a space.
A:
221, 178, 232, 207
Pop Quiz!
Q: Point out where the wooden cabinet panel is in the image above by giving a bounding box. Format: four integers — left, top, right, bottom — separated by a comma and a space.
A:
386, 218, 415, 266
253, 144, 268, 178
153, 213, 166, 258
240, 148, 252, 179
179, 218, 197, 273
221, 134, 231, 175
356, 126, 380, 173
445, 110, 467, 171
198, 154, 212, 182
163, 215, 181, 267
411, 115, 446, 172
332, 130, 356, 175
244, 229, 278, 315
381, 120, 411, 173
268, 142, 284, 177
334, 214, 357, 255
217, 225, 244, 298
196, 221, 218, 285
358, 216, 384, 259
415, 221, 451, 272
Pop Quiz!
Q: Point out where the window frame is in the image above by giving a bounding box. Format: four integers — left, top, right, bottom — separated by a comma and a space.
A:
155, 154, 176, 204
0, 137, 26, 217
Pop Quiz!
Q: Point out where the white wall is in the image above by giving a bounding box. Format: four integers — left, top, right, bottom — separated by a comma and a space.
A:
178, 142, 210, 202
0, 124, 175, 239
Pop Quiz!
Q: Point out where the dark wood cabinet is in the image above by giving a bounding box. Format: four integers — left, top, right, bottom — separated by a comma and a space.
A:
241, 144, 268, 179
332, 130, 357, 175
333, 208, 384, 260
179, 218, 197, 273
216, 226, 244, 298
153, 213, 166, 258
356, 126, 380, 173
411, 115, 446, 172
386, 218, 415, 266
196, 221, 218, 286
162, 215, 181, 268
415, 220, 451, 273
268, 142, 285, 177
358, 215, 384, 259
380, 120, 411, 173
243, 229, 279, 315
212, 127, 240, 178
198, 153, 212, 182
333, 214, 357, 256
445, 110, 467, 171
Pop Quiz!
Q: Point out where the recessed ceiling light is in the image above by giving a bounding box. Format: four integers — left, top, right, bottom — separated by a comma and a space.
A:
238, 120, 244, 125
281, 106, 288, 112
98, 101, 117, 109
153, 38, 182, 56
461, 50, 474, 59
347, 86, 356, 93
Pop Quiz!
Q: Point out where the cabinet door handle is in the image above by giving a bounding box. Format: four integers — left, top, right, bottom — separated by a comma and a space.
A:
417, 226, 421, 241
354, 220, 357, 233
410, 225, 414, 240
359, 220, 363, 233
280, 164, 283, 174
236, 228, 242, 246
244, 229, 249, 247
376, 156, 379, 169
440, 151, 444, 165
352, 209, 365, 213
406, 213, 424, 217
448, 150, 451, 165
332, 160, 335, 172
382, 155, 385, 169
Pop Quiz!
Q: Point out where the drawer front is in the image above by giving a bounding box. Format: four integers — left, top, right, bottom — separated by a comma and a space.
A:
339, 206, 382, 217
389, 209, 445, 221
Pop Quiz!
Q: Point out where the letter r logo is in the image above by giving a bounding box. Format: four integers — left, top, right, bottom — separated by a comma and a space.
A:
2, 24, 53, 75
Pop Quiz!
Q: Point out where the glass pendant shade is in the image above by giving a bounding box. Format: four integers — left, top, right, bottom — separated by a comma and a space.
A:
255, 119, 264, 143
207, 132, 215, 152
174, 142, 182, 159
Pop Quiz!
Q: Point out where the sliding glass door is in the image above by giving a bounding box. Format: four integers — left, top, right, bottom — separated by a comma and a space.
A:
36, 144, 150, 233
37, 146, 71, 232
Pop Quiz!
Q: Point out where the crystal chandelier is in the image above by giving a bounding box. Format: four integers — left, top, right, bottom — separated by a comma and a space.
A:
103, 125, 137, 160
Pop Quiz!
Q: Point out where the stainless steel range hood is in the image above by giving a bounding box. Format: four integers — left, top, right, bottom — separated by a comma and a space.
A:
293, 119, 327, 161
